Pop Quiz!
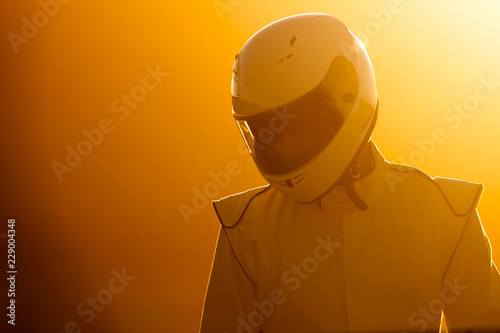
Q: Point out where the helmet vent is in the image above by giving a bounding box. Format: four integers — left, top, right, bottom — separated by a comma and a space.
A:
278, 52, 295, 65
276, 35, 303, 66
278, 173, 305, 189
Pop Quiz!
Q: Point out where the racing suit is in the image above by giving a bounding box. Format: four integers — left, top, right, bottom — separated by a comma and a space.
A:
200, 141, 500, 332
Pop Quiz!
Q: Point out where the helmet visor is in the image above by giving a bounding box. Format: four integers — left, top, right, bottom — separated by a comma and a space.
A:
235, 86, 347, 175
234, 55, 358, 175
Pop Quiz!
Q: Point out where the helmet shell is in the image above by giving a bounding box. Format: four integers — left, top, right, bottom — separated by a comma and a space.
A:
232, 13, 378, 202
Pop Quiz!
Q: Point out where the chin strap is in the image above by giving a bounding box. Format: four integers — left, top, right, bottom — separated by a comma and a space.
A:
344, 162, 368, 211
316, 148, 371, 211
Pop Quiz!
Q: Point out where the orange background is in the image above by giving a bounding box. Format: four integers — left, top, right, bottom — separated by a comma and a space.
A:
1, 1, 500, 332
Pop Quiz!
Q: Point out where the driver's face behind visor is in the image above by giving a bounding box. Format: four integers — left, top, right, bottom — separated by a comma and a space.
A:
235, 55, 359, 175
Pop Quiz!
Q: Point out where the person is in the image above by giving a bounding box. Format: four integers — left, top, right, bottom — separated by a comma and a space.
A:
199, 13, 500, 333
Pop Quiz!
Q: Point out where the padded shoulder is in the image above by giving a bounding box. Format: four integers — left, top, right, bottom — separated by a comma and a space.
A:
432, 177, 483, 216
212, 185, 270, 228
389, 162, 483, 216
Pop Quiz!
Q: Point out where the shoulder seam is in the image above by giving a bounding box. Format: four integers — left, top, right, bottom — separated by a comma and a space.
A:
441, 208, 476, 280
431, 178, 483, 216
220, 226, 258, 288
389, 164, 481, 216
213, 185, 271, 228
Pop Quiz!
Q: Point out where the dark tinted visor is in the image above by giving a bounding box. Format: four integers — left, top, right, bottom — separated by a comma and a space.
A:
234, 56, 358, 175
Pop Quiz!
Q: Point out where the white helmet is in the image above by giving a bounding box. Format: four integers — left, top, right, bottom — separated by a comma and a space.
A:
232, 13, 378, 203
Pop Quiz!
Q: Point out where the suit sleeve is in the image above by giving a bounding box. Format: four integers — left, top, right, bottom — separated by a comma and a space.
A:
200, 225, 259, 333
442, 209, 500, 332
